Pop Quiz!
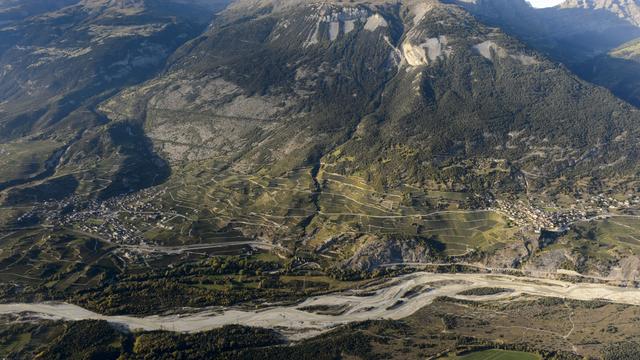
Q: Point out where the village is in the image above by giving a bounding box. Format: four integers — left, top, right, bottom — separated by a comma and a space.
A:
493, 194, 640, 233
13, 182, 640, 255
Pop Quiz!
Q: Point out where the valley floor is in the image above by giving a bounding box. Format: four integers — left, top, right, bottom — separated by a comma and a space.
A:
4, 272, 640, 341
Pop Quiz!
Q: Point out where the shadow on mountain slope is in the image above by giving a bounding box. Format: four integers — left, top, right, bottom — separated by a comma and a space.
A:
447, 0, 640, 107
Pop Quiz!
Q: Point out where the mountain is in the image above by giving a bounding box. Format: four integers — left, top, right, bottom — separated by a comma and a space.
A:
0, 0, 231, 203
20, 0, 636, 275
1, 0, 640, 314
561, 0, 640, 26
3, 0, 640, 260
451, 0, 640, 107
6, 0, 640, 358
575, 37, 640, 107
0, 0, 79, 21
0, 0, 226, 138
105, 0, 640, 181
451, 0, 640, 58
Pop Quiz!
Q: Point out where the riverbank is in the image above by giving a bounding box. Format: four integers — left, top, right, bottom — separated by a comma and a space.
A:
3, 272, 640, 341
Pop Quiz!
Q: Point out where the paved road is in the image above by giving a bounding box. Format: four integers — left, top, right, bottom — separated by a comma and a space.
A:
67, 228, 288, 255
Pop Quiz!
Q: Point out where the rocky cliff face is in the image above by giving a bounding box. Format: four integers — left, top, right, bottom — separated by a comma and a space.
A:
339, 235, 442, 272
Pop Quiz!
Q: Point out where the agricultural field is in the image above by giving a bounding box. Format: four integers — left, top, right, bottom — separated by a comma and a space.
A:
448, 349, 542, 360
0, 140, 62, 184
0, 228, 124, 292
556, 215, 640, 270
584, 216, 640, 250
149, 163, 519, 256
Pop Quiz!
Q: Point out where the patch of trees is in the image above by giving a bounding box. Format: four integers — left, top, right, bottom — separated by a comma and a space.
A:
35, 320, 124, 360
603, 342, 640, 360
129, 325, 284, 360
457, 287, 512, 296
235, 328, 374, 360
67, 257, 342, 315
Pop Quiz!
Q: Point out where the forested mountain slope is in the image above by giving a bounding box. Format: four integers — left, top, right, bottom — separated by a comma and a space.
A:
450, 0, 640, 107
0, 0, 230, 202
87, 0, 640, 269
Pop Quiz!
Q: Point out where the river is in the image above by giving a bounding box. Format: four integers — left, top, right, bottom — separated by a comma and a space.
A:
3, 273, 640, 340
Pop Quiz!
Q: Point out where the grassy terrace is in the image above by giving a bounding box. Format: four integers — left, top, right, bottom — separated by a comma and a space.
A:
558, 216, 640, 269
150, 163, 518, 255
587, 216, 640, 249
0, 140, 62, 183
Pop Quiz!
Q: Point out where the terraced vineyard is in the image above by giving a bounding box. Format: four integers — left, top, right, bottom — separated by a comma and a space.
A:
0, 228, 121, 292
136, 161, 520, 258
587, 216, 640, 249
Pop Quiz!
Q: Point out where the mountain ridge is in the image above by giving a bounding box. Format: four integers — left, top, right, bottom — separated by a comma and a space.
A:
88, 0, 640, 262
450, 0, 640, 107
561, 0, 640, 25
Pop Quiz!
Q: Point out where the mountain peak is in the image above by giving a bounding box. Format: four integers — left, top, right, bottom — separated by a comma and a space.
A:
561, 0, 640, 25
226, 0, 443, 12
79, 0, 145, 9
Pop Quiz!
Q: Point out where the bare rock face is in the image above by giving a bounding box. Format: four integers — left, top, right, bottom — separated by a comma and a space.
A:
341, 235, 441, 272
607, 256, 640, 282
524, 249, 575, 274
482, 241, 530, 269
